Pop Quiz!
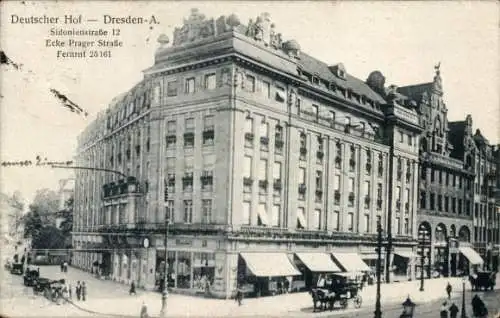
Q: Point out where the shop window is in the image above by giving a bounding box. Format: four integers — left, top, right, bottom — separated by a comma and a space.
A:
176, 251, 191, 289
193, 252, 215, 292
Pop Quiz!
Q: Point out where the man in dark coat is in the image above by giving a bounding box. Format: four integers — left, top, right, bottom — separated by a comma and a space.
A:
449, 302, 459, 318
446, 282, 452, 299
471, 294, 488, 317
129, 281, 136, 295
81, 281, 87, 301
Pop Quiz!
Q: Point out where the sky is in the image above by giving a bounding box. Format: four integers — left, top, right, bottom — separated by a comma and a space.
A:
1, 1, 499, 206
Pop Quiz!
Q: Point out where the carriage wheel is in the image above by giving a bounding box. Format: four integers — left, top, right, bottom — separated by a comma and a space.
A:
353, 295, 362, 309
340, 299, 348, 309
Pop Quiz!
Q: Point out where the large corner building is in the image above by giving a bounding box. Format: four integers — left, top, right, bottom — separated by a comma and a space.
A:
72, 9, 499, 298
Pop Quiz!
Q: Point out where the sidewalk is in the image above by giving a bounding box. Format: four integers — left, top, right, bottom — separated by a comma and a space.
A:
40, 266, 487, 318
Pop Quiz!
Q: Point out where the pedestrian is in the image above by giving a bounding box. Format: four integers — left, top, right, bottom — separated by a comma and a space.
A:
60, 262, 64, 273
449, 302, 459, 318
75, 281, 81, 301
471, 294, 488, 317
236, 286, 243, 306
68, 282, 72, 300
440, 301, 449, 318
446, 282, 452, 299
63, 261, 68, 273
129, 281, 136, 295
140, 301, 149, 318
81, 281, 87, 301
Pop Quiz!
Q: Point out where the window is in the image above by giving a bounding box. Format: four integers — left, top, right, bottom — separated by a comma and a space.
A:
275, 125, 283, 141
315, 171, 323, 189
334, 175, 341, 191
430, 193, 435, 210
404, 218, 409, 235
272, 205, 280, 227
257, 204, 268, 226
166, 200, 174, 222
203, 115, 215, 145
347, 213, 354, 231
444, 196, 449, 212
300, 132, 307, 148
167, 80, 178, 96
364, 181, 370, 197
314, 209, 322, 230
331, 210, 339, 231
243, 156, 252, 178
183, 200, 193, 223
262, 81, 270, 98
184, 133, 194, 147
395, 217, 401, 235
348, 177, 355, 192
202, 199, 212, 224
399, 131, 404, 143
245, 117, 253, 133
408, 134, 413, 146
273, 162, 282, 180
204, 73, 216, 90
258, 159, 267, 180
185, 77, 195, 94
299, 167, 306, 184
312, 105, 319, 120
154, 85, 160, 103
363, 214, 370, 233
242, 202, 251, 225
297, 207, 306, 229
329, 111, 336, 127
276, 86, 286, 102
452, 198, 456, 213
416, 191, 424, 209
260, 122, 269, 138
396, 186, 401, 209
167, 120, 176, 133
246, 75, 255, 92
317, 136, 324, 152
438, 195, 443, 211
405, 188, 410, 205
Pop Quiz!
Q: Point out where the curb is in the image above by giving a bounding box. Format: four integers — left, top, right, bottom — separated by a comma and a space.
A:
64, 297, 139, 318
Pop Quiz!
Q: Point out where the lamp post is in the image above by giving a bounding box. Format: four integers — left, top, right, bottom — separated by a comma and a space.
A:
374, 215, 383, 318
160, 186, 170, 318
460, 277, 467, 318
418, 225, 427, 292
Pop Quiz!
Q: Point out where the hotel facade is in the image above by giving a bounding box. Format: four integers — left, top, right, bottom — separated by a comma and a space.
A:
72, 9, 496, 298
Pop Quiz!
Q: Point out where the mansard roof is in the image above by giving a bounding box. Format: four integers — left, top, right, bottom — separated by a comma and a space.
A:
297, 52, 386, 104
396, 83, 433, 101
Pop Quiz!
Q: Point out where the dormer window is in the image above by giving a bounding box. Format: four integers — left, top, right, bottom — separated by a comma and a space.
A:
329, 82, 336, 92
312, 76, 319, 85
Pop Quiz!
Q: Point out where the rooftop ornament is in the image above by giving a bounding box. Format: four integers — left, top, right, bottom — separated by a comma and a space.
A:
157, 34, 170, 48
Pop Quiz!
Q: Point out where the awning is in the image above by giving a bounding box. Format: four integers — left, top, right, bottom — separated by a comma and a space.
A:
240, 253, 301, 277
394, 251, 415, 259
332, 252, 371, 272
295, 253, 341, 272
459, 247, 484, 265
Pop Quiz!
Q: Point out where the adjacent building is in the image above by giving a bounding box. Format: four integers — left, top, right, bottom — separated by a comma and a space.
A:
72, 9, 496, 298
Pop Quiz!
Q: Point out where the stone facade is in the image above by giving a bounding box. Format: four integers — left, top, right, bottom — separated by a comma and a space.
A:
72, 9, 497, 298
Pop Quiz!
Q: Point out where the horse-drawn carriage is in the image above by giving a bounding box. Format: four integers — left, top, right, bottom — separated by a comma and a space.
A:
469, 271, 496, 291
33, 278, 65, 303
310, 273, 363, 312
23, 266, 40, 286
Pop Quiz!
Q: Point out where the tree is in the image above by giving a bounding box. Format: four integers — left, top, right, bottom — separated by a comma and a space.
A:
30, 188, 60, 226
23, 210, 42, 239
31, 225, 65, 249
59, 196, 73, 236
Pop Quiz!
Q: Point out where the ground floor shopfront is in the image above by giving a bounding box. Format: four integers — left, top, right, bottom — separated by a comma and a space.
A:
72, 231, 419, 299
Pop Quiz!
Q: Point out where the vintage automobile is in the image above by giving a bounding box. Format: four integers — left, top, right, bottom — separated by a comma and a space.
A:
23, 267, 40, 286
10, 263, 23, 275
310, 273, 363, 312
469, 271, 496, 291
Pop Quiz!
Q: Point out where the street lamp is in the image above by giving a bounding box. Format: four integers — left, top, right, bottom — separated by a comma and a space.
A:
400, 295, 416, 318
160, 186, 170, 318
374, 215, 383, 318
418, 225, 428, 292
460, 276, 467, 318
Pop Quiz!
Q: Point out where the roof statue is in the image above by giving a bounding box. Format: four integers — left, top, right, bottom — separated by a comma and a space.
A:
432, 62, 443, 92
172, 8, 216, 46
157, 34, 170, 48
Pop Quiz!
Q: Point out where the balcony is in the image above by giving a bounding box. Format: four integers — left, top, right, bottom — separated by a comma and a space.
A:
102, 177, 139, 198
